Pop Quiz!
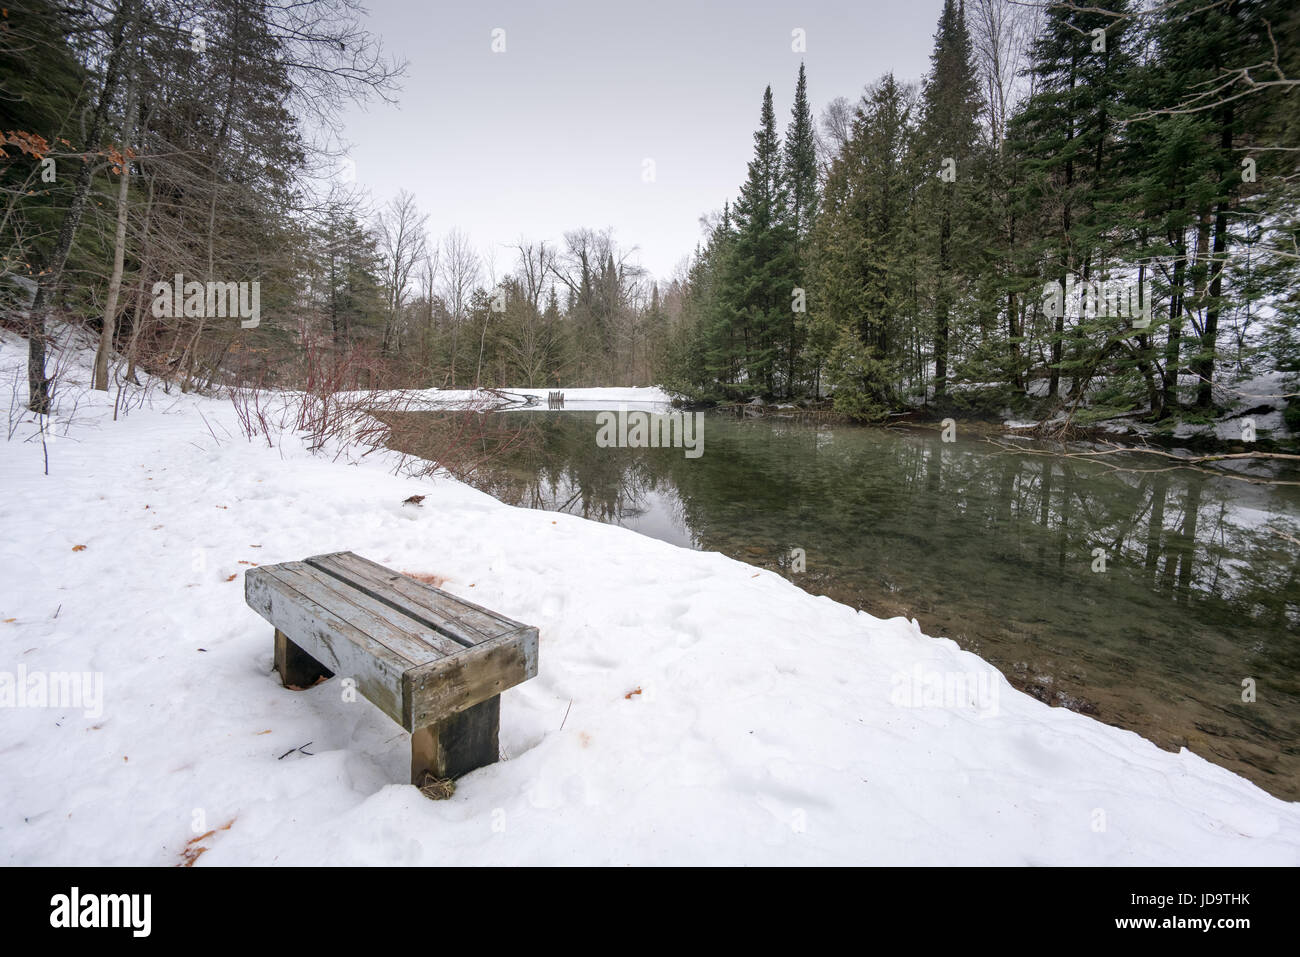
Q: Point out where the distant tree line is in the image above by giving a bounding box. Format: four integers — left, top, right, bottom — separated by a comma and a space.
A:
0, 0, 676, 407
323, 205, 674, 390
3, 0, 1296, 417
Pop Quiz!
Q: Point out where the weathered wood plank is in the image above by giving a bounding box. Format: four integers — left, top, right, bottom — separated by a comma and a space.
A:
274, 628, 333, 688
305, 552, 495, 645
263, 562, 460, 662
403, 627, 539, 729
248, 552, 540, 786
306, 552, 522, 643
246, 567, 409, 723
411, 696, 501, 783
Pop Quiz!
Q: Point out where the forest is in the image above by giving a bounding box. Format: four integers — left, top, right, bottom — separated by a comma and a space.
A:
2, 0, 1298, 428
665, 0, 1300, 427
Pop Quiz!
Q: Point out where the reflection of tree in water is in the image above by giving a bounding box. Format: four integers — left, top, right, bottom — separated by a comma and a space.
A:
409, 411, 1299, 633
451, 413, 668, 525
381, 410, 547, 484
388, 409, 1300, 797
662, 421, 1298, 627
660, 420, 1300, 797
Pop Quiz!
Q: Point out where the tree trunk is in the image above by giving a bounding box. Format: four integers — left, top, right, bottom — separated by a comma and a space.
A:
93, 41, 138, 391
1049, 266, 1066, 399
475, 314, 489, 389
1194, 200, 1228, 409
933, 204, 951, 400
123, 103, 156, 386
1195, 101, 1235, 410
27, 0, 132, 411
1007, 290, 1022, 392
1161, 237, 1186, 416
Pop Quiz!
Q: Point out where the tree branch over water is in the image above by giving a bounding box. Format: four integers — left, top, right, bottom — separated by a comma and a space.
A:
984, 437, 1300, 486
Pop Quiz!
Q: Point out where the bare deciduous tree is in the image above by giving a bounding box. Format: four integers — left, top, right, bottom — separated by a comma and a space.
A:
438, 227, 480, 386
969, 0, 1031, 148
375, 189, 427, 356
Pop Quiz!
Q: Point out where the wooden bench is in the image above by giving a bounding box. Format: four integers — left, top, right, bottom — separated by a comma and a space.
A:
244, 551, 538, 787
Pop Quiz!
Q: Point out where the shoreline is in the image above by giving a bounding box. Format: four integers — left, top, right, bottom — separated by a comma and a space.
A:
3, 333, 1298, 865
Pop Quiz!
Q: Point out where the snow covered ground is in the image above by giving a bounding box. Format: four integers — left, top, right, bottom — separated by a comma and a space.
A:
2, 331, 1298, 865
337, 384, 673, 412
1003, 371, 1296, 440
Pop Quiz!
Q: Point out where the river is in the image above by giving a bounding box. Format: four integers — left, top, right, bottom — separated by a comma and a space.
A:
386, 407, 1300, 800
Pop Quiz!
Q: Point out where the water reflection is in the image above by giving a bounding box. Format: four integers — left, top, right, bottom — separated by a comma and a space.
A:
387, 410, 1300, 800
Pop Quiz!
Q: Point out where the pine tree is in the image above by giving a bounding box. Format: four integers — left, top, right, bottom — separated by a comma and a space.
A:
808, 74, 920, 415
785, 63, 818, 246
319, 208, 385, 346
719, 86, 799, 396
1156, 0, 1254, 409
0, 0, 88, 296
701, 204, 739, 388
915, 0, 984, 401
782, 62, 819, 396
1011, 0, 1137, 400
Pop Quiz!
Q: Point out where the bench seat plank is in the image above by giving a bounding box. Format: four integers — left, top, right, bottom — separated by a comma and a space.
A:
306, 551, 520, 644
268, 561, 469, 661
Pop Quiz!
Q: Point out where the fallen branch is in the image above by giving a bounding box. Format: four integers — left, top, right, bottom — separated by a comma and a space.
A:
984, 437, 1300, 486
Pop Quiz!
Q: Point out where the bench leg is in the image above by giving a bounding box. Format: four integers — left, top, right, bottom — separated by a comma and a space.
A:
411, 696, 501, 784
273, 628, 333, 689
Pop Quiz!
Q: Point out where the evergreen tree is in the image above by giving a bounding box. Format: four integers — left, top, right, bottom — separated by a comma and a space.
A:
318, 208, 385, 346
700, 204, 739, 389
808, 74, 920, 415
915, 0, 984, 401
0, 0, 88, 300
784, 62, 818, 395
785, 62, 818, 246
719, 86, 799, 396
1011, 0, 1137, 399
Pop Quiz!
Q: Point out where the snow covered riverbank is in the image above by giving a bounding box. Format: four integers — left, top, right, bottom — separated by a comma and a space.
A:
2, 333, 1297, 865
337, 383, 674, 413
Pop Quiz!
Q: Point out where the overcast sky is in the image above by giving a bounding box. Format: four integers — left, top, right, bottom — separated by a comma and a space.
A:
338, 0, 946, 282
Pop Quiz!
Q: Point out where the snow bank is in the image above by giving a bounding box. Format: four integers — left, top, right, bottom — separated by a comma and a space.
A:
1, 333, 1297, 865
333, 384, 674, 412
1013, 370, 1297, 440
